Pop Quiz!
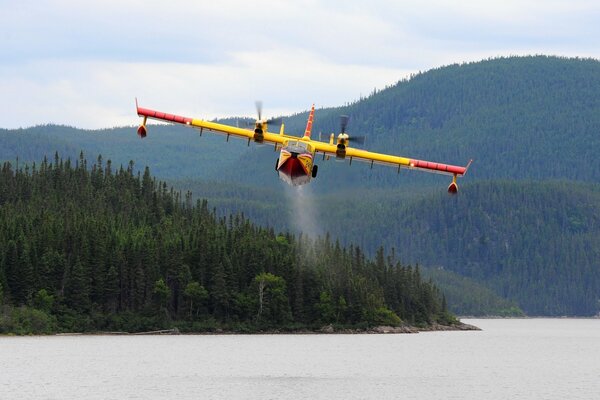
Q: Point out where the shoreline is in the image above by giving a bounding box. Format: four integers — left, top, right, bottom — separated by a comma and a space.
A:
32, 321, 480, 336
316, 321, 481, 335
1, 322, 481, 337
19, 318, 600, 336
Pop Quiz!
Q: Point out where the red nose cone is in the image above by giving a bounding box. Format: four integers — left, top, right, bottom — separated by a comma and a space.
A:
137, 125, 147, 138
279, 157, 306, 178
447, 182, 458, 195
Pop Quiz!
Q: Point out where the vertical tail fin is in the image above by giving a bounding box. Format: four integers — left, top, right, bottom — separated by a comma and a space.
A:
303, 104, 315, 139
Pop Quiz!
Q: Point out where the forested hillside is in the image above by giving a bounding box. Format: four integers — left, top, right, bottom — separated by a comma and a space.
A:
422, 267, 523, 317
369, 181, 600, 316
174, 179, 600, 316
0, 156, 454, 334
0, 124, 245, 181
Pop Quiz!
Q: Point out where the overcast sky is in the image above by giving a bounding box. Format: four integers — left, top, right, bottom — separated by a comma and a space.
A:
1, 0, 600, 129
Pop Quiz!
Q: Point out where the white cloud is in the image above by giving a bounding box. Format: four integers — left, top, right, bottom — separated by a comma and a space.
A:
1, 0, 600, 128
0, 53, 407, 128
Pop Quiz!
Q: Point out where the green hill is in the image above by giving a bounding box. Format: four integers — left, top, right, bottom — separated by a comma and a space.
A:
0, 124, 247, 180
174, 179, 600, 316
355, 181, 600, 316
422, 267, 523, 317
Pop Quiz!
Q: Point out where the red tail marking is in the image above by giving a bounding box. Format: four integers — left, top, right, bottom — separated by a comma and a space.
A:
303, 104, 315, 138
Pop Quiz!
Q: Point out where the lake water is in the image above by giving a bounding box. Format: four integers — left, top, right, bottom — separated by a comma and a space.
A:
1, 319, 599, 399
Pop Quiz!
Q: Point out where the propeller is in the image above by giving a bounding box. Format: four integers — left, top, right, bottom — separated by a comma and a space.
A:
340, 115, 349, 134
255, 101, 263, 121
348, 135, 366, 145
339, 115, 365, 145
255, 101, 282, 125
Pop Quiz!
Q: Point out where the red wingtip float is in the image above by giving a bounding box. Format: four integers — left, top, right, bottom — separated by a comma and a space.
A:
446, 159, 473, 194
135, 100, 472, 193
137, 124, 147, 138
136, 98, 147, 138
448, 181, 458, 195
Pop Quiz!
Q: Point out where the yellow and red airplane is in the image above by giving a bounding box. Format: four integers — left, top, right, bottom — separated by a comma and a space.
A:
136, 101, 472, 193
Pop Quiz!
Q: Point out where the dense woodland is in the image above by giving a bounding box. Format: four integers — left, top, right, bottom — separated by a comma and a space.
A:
2, 55, 599, 318
175, 180, 600, 316
387, 181, 600, 316
0, 155, 454, 334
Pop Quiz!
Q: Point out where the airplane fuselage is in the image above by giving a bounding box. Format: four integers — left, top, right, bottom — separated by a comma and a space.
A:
276, 140, 315, 186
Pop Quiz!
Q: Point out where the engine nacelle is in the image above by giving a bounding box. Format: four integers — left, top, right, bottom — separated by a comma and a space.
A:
253, 130, 264, 143
336, 143, 346, 159
254, 121, 266, 142
137, 125, 147, 138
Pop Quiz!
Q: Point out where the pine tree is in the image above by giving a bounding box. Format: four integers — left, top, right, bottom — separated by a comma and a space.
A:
65, 258, 91, 312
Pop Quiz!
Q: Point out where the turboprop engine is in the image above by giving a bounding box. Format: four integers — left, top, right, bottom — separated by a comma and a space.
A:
253, 101, 282, 143
335, 115, 365, 159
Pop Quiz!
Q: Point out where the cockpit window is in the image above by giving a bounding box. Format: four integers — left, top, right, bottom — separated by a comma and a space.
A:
286, 140, 312, 152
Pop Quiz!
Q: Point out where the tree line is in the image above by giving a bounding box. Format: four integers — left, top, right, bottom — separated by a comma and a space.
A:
0, 154, 453, 334
172, 178, 600, 316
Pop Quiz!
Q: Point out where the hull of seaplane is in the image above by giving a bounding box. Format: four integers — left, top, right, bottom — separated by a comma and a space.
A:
276, 149, 314, 186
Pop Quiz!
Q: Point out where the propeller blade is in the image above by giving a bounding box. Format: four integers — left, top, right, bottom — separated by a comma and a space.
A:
255, 101, 263, 120
253, 101, 281, 125
340, 115, 349, 134
348, 135, 366, 145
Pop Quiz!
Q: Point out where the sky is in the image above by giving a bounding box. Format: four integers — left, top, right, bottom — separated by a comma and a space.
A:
1, 0, 600, 129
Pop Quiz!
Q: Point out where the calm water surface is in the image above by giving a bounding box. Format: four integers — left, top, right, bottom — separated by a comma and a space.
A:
1, 319, 599, 399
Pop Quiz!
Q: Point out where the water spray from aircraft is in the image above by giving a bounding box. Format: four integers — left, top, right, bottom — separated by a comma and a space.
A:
284, 184, 321, 241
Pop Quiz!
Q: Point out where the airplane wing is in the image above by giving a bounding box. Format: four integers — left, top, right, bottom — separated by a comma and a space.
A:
135, 100, 472, 193
136, 102, 287, 147
310, 140, 472, 177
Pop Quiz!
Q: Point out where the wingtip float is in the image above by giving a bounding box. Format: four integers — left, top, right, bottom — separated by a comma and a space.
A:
135, 100, 472, 194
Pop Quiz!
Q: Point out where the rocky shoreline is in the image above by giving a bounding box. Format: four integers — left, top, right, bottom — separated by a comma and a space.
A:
320, 321, 481, 334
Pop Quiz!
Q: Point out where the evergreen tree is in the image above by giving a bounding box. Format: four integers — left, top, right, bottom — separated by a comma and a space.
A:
65, 258, 91, 312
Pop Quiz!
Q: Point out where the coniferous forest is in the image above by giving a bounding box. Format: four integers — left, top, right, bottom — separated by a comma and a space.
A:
0, 154, 454, 334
